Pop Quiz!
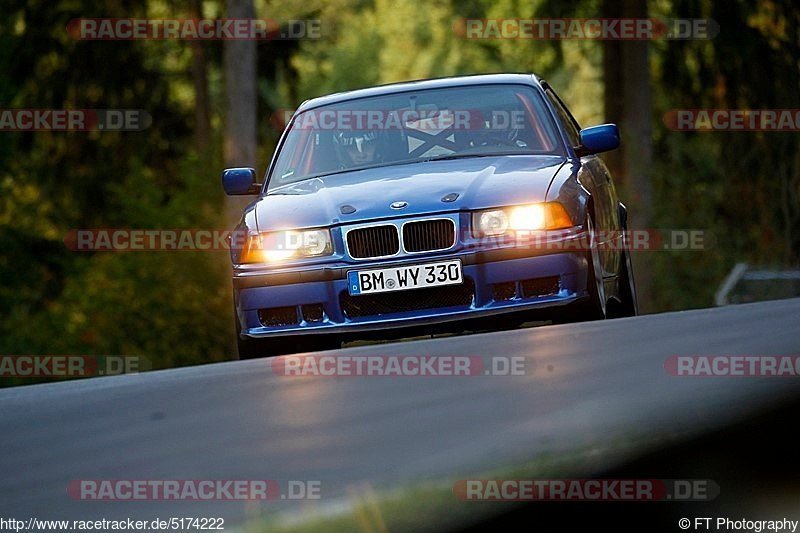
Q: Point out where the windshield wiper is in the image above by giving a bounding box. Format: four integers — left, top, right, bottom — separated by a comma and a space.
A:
269, 158, 431, 192
420, 152, 527, 163
268, 152, 542, 194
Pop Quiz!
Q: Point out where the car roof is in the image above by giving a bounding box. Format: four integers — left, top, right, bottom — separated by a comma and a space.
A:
295, 73, 543, 113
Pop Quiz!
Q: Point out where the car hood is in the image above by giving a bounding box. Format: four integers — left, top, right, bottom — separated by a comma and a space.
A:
253, 155, 566, 230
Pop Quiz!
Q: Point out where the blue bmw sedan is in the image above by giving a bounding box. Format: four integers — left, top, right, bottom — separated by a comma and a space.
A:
223, 74, 637, 358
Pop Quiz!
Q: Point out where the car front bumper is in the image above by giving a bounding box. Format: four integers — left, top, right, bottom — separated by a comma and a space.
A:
233, 232, 592, 339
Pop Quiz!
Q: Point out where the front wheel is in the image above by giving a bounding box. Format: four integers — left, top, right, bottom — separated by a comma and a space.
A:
237, 332, 341, 359
608, 240, 638, 318
237, 334, 299, 359
575, 216, 607, 321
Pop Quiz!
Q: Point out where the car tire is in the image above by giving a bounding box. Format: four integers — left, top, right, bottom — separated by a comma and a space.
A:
236, 333, 298, 360
575, 216, 607, 321
609, 243, 638, 318
232, 305, 292, 359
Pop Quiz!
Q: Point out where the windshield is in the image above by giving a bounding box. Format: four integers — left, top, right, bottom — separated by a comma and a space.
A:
267, 84, 562, 192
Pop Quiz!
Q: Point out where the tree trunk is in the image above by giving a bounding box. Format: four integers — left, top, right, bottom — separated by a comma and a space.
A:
603, 0, 654, 311
223, 0, 258, 224
620, 0, 654, 227
190, 0, 210, 155
601, 0, 623, 180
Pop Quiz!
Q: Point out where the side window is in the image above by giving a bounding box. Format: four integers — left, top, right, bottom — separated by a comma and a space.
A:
545, 88, 581, 148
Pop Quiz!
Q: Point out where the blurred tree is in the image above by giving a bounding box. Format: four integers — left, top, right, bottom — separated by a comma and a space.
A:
602, 0, 623, 178
620, 0, 654, 309
649, 0, 800, 310
190, 0, 211, 154
224, 0, 258, 170
2, 0, 799, 383
0, 0, 231, 369
223, 0, 258, 227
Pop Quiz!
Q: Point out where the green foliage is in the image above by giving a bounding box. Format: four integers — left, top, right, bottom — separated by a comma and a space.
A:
1, 0, 798, 382
0, 0, 234, 370
649, 0, 800, 308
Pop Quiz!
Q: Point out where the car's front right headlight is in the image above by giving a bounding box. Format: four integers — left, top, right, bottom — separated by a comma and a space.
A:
473, 202, 574, 236
240, 229, 333, 264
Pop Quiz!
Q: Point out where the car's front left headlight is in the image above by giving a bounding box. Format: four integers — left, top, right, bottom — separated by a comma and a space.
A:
240, 229, 333, 263
473, 202, 574, 236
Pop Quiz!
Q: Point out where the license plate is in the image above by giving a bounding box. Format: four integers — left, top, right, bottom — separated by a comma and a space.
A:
347, 259, 463, 295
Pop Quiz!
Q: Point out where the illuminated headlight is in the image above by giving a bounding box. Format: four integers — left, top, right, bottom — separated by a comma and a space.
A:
478, 210, 510, 236
509, 204, 546, 230
473, 203, 574, 236
241, 229, 332, 263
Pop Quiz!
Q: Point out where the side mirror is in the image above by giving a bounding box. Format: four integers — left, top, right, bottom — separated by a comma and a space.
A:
222, 168, 261, 195
578, 124, 620, 155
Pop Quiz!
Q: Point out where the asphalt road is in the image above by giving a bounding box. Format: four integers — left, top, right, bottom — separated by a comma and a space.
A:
1, 299, 799, 528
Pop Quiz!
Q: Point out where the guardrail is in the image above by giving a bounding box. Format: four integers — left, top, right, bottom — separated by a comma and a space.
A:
715, 262, 800, 306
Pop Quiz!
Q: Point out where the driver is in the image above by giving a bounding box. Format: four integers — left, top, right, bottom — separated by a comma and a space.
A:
333, 130, 381, 167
